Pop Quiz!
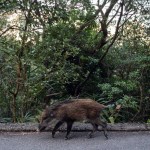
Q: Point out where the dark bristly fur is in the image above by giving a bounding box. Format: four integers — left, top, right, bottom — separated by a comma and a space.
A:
50, 99, 75, 111
39, 99, 108, 140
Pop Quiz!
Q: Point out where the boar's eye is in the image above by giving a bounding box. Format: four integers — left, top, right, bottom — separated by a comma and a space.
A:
50, 113, 54, 117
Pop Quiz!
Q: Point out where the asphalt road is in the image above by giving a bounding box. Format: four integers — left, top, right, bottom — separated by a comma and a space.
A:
0, 131, 150, 150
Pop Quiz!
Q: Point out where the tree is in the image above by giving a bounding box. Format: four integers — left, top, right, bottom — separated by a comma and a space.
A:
99, 20, 150, 122
0, 0, 149, 122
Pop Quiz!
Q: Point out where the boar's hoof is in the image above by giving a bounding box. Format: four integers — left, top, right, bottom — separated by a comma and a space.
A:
65, 136, 71, 140
52, 131, 56, 138
65, 136, 69, 140
103, 131, 108, 140
105, 135, 108, 140
87, 133, 94, 139
38, 125, 46, 132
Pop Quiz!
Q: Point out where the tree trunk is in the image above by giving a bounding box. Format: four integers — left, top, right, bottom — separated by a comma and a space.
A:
12, 94, 17, 123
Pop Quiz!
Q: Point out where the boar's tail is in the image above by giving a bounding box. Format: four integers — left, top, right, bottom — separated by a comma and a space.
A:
105, 104, 121, 111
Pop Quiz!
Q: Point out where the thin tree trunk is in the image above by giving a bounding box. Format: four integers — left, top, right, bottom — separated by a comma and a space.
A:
12, 94, 17, 123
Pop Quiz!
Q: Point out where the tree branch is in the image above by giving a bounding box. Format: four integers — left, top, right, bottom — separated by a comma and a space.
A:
105, 0, 118, 20
74, 0, 125, 96
98, 0, 124, 63
0, 25, 19, 37
107, 5, 121, 26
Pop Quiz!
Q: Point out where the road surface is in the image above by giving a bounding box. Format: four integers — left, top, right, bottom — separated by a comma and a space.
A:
0, 131, 150, 150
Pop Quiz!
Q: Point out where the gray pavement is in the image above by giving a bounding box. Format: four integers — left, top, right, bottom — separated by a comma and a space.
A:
0, 131, 150, 150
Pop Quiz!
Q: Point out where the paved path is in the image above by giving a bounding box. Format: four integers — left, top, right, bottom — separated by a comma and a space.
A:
0, 131, 150, 150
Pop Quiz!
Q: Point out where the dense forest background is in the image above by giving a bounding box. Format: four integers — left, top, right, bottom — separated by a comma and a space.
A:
0, 0, 150, 123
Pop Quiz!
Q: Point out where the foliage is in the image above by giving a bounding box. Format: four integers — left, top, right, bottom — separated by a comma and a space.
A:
0, 0, 150, 123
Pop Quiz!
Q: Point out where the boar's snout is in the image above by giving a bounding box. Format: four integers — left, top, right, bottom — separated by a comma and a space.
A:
38, 124, 46, 132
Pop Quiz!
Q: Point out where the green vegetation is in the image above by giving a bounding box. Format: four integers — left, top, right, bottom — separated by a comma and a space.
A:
0, 0, 149, 123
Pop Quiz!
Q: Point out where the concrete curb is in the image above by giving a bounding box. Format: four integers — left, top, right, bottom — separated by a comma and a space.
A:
0, 123, 150, 132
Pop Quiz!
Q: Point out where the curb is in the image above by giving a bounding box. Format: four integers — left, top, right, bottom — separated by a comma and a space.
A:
0, 123, 150, 132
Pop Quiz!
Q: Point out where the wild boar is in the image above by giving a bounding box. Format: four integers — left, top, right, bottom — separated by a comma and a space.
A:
39, 99, 108, 140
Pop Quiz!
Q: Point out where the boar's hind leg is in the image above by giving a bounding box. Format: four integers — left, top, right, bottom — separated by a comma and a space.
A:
100, 121, 108, 139
94, 119, 108, 139
52, 120, 64, 138
88, 123, 98, 138
65, 120, 74, 140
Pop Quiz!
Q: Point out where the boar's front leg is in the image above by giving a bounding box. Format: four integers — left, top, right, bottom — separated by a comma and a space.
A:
52, 120, 64, 138
65, 120, 74, 140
